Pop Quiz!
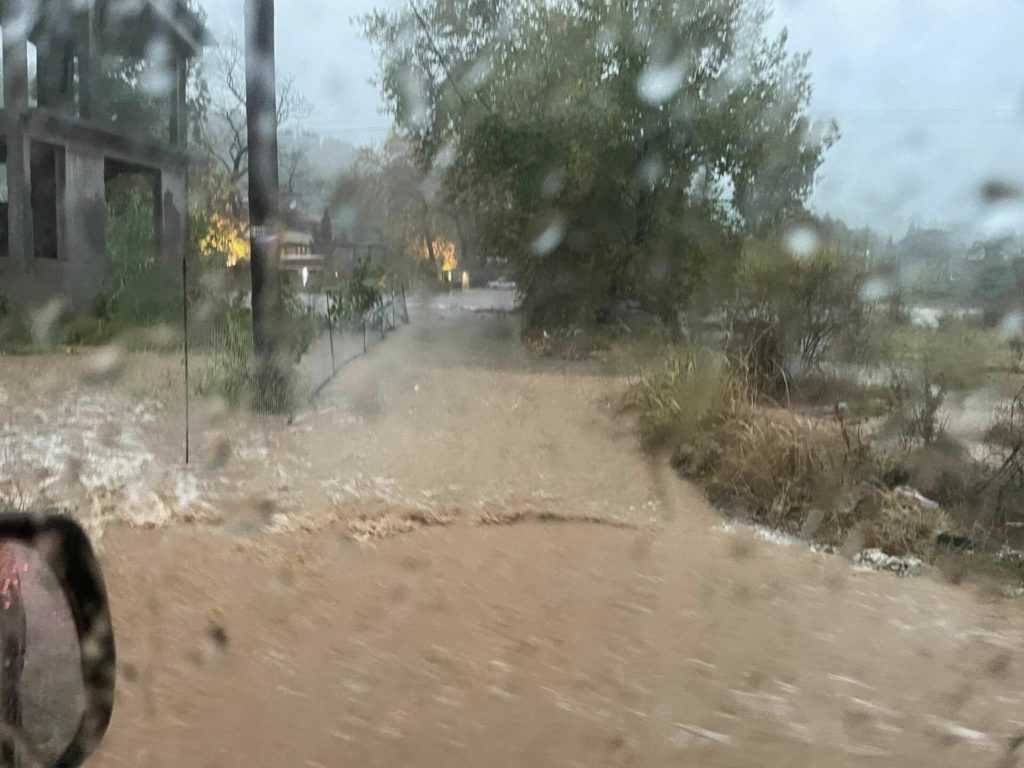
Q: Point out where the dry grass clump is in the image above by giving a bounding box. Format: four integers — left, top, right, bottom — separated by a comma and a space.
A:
621, 347, 744, 452
627, 350, 955, 556
683, 406, 950, 554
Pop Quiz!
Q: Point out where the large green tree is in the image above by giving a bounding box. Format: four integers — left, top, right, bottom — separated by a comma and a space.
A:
364, 0, 837, 326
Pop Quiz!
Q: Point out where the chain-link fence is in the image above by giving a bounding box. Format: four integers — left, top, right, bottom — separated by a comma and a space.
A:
181, 263, 413, 465
300, 280, 411, 400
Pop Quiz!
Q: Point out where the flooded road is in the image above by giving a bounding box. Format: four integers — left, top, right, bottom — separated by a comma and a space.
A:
4, 298, 1024, 766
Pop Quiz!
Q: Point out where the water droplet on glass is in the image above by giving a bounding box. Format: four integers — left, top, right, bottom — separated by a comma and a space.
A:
140, 39, 174, 97
532, 216, 567, 257
637, 57, 687, 105
542, 168, 567, 198
638, 156, 664, 190
399, 66, 428, 129
977, 201, 1024, 240
980, 179, 1022, 204
860, 277, 891, 302
999, 311, 1024, 339
784, 226, 820, 259
83, 345, 128, 385
30, 298, 63, 347
461, 56, 492, 90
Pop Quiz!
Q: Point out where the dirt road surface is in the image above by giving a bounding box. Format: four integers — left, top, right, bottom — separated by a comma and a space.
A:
4, 294, 1024, 766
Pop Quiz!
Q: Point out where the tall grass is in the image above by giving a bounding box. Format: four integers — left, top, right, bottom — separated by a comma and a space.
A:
625, 346, 955, 556
194, 309, 255, 407
621, 347, 740, 451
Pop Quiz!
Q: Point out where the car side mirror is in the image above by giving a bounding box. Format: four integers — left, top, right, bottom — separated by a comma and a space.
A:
0, 514, 115, 768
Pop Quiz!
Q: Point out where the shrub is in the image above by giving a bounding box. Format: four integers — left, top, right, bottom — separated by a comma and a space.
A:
729, 240, 868, 395
673, 395, 949, 554
101, 179, 181, 326
1008, 334, 1024, 372
880, 321, 999, 391
0, 295, 32, 351
279, 273, 319, 360
193, 285, 312, 415
326, 255, 385, 329
61, 315, 118, 347
627, 348, 954, 556
194, 306, 254, 407
621, 347, 739, 451
883, 360, 948, 447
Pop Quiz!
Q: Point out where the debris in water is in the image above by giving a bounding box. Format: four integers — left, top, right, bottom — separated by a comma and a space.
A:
854, 549, 923, 577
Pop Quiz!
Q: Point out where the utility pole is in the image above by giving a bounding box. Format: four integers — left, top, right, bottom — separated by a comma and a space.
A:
245, 0, 289, 411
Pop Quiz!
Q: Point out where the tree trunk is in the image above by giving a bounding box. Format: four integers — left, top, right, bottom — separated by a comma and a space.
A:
455, 214, 471, 267
245, 0, 289, 412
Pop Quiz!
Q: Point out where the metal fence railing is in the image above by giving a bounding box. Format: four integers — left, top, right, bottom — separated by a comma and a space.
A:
302, 283, 411, 401
180, 277, 411, 465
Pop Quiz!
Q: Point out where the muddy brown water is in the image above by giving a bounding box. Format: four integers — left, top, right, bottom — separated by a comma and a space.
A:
5, 303, 1024, 766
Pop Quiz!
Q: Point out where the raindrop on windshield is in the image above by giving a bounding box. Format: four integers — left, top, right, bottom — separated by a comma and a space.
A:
532, 216, 567, 257
860, 277, 891, 302
637, 57, 687, 105
783, 225, 821, 259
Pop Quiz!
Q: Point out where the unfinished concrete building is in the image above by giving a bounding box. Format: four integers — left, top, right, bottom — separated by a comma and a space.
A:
0, 0, 208, 311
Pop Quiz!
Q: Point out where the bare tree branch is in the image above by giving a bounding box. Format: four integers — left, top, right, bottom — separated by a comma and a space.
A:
202, 35, 313, 188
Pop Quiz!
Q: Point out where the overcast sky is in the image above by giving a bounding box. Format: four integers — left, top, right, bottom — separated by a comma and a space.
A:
199, 0, 1024, 236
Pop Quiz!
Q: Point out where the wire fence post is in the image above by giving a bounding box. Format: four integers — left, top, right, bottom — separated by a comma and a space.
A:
401, 281, 409, 324
182, 240, 190, 465
327, 302, 336, 374
363, 316, 367, 353
381, 299, 386, 340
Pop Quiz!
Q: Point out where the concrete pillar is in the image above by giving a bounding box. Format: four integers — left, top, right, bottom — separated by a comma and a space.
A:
62, 147, 107, 311
157, 166, 187, 290
36, 37, 75, 112
170, 55, 188, 147
3, 1, 34, 273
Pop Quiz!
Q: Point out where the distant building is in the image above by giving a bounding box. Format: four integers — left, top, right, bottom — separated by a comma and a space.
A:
0, 0, 209, 310
966, 236, 1024, 263
279, 229, 326, 287
898, 225, 963, 287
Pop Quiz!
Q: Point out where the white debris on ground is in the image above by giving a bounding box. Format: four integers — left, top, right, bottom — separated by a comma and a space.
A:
854, 548, 924, 577
0, 391, 214, 537
715, 521, 833, 554
716, 521, 927, 577
894, 485, 940, 510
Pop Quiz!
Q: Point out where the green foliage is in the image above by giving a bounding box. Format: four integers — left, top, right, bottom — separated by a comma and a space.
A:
194, 301, 254, 408
884, 361, 948, 448
326, 256, 385, 327
331, 136, 453, 287
90, 178, 183, 334
729, 240, 868, 393
1009, 335, 1024, 372
193, 280, 316, 414
0, 295, 32, 351
626, 347, 952, 555
622, 347, 737, 450
279, 274, 319, 360
363, 0, 837, 327
877, 321, 1000, 391
94, 1, 210, 146
966, 258, 1024, 322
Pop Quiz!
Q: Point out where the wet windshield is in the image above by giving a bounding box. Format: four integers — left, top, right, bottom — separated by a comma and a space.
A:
2, 0, 1024, 765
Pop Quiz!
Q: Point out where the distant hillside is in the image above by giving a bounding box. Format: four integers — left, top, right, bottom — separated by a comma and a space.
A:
279, 129, 358, 214
289, 131, 358, 180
